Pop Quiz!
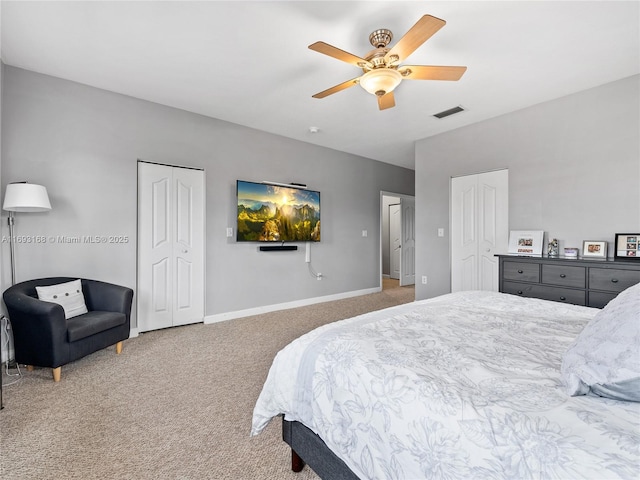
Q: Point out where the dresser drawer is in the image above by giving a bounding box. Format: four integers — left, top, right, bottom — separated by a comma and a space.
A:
503, 281, 586, 306
588, 291, 618, 309
503, 261, 540, 283
542, 264, 586, 288
589, 268, 640, 293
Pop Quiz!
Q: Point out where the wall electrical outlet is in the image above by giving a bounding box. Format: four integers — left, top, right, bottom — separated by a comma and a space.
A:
362, 230, 368, 237
226, 227, 233, 238
421, 275, 428, 284
437, 228, 445, 237
317, 273, 322, 281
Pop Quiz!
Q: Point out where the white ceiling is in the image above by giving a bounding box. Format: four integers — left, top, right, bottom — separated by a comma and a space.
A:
1, 1, 638, 170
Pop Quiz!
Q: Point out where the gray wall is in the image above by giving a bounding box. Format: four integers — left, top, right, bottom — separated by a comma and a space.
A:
415, 75, 640, 299
1, 66, 415, 326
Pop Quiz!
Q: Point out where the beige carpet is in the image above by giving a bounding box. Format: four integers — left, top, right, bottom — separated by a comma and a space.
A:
0, 282, 414, 479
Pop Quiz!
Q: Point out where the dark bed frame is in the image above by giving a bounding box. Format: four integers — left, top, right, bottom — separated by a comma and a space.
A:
282, 418, 360, 479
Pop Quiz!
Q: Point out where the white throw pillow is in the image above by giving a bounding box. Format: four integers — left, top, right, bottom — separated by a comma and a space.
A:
561, 281, 640, 401
36, 279, 88, 319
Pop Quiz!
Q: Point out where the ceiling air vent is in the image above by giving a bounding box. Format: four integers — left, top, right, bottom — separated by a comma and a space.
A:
433, 106, 465, 119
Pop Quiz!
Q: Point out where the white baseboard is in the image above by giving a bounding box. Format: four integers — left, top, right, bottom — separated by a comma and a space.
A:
129, 327, 140, 338
204, 287, 381, 324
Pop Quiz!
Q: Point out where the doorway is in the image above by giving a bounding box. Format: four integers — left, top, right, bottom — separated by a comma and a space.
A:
137, 161, 205, 332
381, 192, 416, 289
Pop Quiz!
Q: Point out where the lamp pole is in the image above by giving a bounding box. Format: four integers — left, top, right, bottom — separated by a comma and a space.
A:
1, 211, 17, 411
7, 212, 16, 286
1, 182, 52, 409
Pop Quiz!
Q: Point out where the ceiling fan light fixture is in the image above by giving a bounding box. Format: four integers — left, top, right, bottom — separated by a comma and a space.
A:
359, 68, 402, 97
309, 15, 465, 109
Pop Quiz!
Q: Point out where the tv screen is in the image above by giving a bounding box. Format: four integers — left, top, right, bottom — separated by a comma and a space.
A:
236, 180, 320, 242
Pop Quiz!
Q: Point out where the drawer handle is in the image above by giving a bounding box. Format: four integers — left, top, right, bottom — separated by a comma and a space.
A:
517, 270, 523, 274
517, 290, 523, 295
560, 274, 566, 278
560, 296, 566, 301
611, 278, 619, 283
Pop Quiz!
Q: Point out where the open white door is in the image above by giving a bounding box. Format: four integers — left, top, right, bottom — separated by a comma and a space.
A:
399, 197, 416, 286
390, 204, 401, 280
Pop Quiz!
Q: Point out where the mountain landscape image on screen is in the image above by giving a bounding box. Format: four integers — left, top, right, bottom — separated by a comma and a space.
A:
237, 181, 320, 242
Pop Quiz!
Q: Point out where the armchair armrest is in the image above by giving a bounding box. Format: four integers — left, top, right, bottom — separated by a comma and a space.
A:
82, 279, 134, 317
3, 290, 67, 332
3, 290, 68, 366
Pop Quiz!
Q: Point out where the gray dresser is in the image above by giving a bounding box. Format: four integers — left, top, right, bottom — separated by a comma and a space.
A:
497, 255, 640, 308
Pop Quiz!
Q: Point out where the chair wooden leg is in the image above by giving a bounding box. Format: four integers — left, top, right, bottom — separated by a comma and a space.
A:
52, 367, 61, 382
115, 341, 123, 354
26, 365, 34, 372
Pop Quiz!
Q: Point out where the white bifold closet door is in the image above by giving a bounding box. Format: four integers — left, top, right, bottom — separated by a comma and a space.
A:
137, 162, 205, 332
451, 169, 508, 292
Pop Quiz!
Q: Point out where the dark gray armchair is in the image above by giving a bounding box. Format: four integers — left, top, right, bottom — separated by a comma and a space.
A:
3, 277, 133, 382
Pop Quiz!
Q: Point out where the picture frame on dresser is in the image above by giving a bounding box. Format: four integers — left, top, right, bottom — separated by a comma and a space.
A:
614, 233, 640, 260
508, 230, 544, 256
582, 240, 607, 258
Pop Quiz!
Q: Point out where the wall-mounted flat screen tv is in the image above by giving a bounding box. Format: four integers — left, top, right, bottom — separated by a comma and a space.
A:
236, 180, 320, 242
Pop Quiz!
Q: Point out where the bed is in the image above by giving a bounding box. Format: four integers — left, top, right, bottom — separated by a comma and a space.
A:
251, 286, 640, 479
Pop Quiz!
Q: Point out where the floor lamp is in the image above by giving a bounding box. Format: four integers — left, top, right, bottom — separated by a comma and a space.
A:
1, 182, 51, 409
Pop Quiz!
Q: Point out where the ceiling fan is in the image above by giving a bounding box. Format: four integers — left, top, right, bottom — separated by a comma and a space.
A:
309, 14, 467, 110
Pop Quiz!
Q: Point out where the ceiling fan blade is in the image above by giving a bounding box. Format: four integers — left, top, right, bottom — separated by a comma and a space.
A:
312, 77, 361, 99
309, 41, 373, 69
399, 65, 467, 81
377, 92, 395, 110
385, 15, 446, 64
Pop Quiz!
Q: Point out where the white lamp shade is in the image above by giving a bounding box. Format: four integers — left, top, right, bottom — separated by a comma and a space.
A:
359, 68, 403, 96
3, 183, 52, 212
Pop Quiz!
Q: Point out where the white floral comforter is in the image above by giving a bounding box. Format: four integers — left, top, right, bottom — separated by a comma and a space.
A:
251, 291, 640, 479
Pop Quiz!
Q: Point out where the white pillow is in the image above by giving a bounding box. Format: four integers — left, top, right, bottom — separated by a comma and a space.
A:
561, 281, 640, 401
36, 279, 88, 319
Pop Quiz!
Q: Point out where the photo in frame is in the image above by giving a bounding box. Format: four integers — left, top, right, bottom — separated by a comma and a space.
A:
614, 233, 639, 260
508, 230, 544, 256
582, 240, 607, 258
